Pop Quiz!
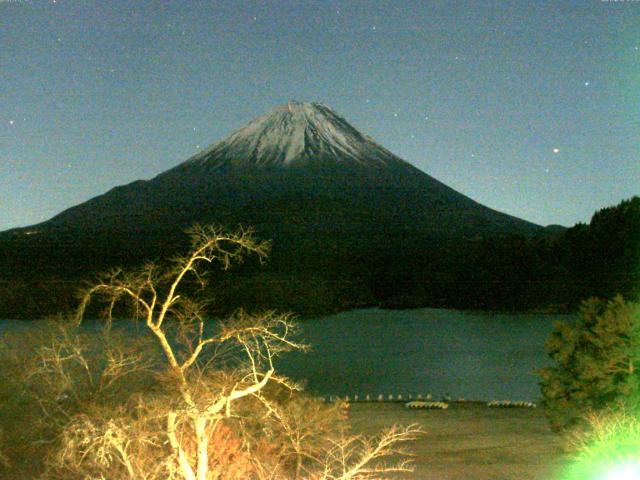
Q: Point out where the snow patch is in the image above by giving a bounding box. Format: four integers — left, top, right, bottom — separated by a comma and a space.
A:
184, 101, 405, 169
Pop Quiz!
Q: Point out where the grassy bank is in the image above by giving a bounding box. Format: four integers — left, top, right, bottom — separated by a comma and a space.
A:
347, 402, 569, 480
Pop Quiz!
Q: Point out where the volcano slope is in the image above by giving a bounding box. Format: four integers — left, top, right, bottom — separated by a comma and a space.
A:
0, 101, 551, 317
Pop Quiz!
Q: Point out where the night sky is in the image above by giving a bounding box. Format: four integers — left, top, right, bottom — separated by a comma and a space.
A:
2, 0, 638, 231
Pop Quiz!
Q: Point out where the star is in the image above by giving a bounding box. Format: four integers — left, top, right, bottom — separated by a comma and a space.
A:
553, 148, 560, 154
393, 112, 398, 117
584, 81, 590, 86
545, 168, 550, 173
371, 26, 376, 31
9, 120, 14, 125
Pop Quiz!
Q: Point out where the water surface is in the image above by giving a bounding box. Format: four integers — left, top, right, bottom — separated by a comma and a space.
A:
275, 308, 573, 402
1, 308, 574, 402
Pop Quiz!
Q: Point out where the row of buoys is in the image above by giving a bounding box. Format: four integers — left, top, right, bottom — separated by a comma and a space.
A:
323, 395, 537, 407
405, 401, 449, 409
486, 400, 537, 408
326, 393, 437, 403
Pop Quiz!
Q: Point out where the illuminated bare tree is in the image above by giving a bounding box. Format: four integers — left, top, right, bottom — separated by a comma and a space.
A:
46, 224, 424, 480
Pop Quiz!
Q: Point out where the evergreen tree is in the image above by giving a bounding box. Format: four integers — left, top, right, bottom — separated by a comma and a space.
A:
539, 296, 640, 431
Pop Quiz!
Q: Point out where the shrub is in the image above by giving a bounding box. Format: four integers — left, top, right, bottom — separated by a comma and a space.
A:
539, 295, 640, 432
0, 317, 159, 478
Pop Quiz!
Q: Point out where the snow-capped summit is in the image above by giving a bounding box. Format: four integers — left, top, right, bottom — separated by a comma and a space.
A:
184, 101, 402, 169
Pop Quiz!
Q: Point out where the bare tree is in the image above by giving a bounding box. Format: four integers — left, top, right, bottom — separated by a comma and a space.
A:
33, 225, 423, 480
313, 424, 422, 480
0, 314, 160, 478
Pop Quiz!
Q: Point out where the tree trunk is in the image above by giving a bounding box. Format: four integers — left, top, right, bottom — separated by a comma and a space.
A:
167, 412, 197, 480
195, 416, 209, 480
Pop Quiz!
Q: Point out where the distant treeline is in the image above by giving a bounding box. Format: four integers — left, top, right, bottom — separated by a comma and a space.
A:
372, 195, 638, 312
0, 196, 637, 318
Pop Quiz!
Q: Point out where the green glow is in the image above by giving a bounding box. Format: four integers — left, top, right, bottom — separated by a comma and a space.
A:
562, 453, 640, 480
604, 462, 640, 480
559, 410, 640, 480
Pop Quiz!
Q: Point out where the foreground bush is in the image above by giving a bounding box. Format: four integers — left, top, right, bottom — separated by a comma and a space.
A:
539, 295, 640, 432
0, 225, 420, 479
0, 318, 160, 477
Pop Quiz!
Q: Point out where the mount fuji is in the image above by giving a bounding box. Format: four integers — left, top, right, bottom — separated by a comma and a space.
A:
1, 101, 550, 316
15, 101, 540, 236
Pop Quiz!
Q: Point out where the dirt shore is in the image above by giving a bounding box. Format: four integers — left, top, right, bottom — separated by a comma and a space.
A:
347, 402, 570, 480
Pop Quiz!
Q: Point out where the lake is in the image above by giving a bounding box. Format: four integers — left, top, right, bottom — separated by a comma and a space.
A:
0, 308, 574, 402
275, 308, 574, 402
